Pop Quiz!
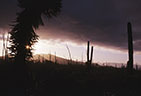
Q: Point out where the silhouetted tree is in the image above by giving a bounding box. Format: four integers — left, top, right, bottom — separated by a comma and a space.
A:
9, 0, 62, 62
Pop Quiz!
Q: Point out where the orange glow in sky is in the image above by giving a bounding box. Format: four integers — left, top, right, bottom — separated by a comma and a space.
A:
33, 39, 141, 64
0, 38, 141, 64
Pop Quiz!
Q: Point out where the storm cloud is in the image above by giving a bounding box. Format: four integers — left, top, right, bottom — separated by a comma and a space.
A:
0, 0, 141, 52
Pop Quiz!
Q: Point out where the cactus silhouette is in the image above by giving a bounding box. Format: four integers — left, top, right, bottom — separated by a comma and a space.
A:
127, 22, 133, 70
87, 41, 90, 63
90, 46, 93, 64
86, 41, 94, 67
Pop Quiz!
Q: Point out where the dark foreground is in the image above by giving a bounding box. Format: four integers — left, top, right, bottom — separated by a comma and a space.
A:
1, 60, 141, 96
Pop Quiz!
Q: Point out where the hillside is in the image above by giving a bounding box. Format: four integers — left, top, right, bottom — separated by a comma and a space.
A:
1, 61, 141, 96
33, 54, 81, 64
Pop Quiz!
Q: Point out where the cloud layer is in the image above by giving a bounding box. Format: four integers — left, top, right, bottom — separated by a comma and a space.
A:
0, 0, 141, 52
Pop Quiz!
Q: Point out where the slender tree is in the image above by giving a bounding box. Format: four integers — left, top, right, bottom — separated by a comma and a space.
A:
9, 0, 62, 62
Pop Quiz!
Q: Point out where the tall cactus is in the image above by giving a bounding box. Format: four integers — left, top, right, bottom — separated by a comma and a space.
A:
87, 41, 90, 63
127, 22, 133, 70
90, 46, 93, 64
86, 41, 94, 67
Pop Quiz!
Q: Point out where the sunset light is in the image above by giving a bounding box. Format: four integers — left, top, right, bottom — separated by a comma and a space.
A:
32, 39, 141, 64
1, 0, 141, 95
26, 45, 30, 49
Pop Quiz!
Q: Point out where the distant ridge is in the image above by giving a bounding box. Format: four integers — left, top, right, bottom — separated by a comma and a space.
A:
33, 54, 69, 64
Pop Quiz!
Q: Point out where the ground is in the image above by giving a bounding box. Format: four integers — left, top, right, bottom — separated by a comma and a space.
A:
1, 60, 141, 96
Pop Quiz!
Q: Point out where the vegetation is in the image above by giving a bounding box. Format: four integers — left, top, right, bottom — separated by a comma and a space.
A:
127, 22, 134, 70
86, 41, 94, 68
0, 0, 137, 95
9, 0, 62, 62
1, 59, 141, 96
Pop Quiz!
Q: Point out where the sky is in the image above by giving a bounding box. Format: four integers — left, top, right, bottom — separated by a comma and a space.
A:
0, 0, 141, 64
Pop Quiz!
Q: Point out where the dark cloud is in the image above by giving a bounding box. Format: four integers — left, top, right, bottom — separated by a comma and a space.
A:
0, 0, 141, 52
0, 0, 18, 28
